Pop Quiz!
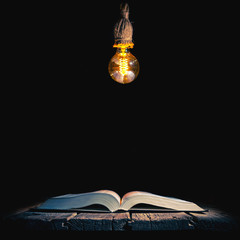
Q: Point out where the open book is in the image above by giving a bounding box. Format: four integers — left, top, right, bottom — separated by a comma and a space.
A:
37, 190, 205, 212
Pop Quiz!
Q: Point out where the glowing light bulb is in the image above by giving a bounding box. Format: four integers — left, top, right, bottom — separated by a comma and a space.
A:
108, 45, 140, 84
108, 3, 139, 84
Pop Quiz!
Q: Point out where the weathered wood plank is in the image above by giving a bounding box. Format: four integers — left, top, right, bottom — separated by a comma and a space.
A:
67, 212, 130, 231
129, 213, 151, 231
130, 212, 194, 231
188, 209, 238, 231
112, 212, 131, 231
3, 208, 238, 231
68, 213, 113, 231
5, 211, 77, 231
149, 212, 194, 231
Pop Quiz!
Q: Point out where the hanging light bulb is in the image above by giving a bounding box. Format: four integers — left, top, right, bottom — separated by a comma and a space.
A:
108, 44, 139, 84
108, 3, 139, 84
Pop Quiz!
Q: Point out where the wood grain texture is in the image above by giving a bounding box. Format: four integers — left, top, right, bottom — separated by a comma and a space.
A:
67, 212, 130, 231
2, 208, 238, 231
188, 209, 238, 231
130, 212, 194, 231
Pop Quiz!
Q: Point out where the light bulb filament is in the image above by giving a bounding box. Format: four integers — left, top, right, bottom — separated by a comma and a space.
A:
119, 57, 128, 76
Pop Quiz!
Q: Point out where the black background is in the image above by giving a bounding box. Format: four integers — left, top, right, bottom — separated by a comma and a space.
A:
1, 0, 238, 219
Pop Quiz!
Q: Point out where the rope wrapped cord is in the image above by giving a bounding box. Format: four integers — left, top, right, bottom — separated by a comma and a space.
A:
113, 3, 134, 48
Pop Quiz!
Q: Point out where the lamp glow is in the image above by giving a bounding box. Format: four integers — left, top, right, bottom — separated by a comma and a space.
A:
108, 3, 139, 84
108, 44, 139, 84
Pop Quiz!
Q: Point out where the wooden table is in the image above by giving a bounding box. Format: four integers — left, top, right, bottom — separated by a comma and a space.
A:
2, 207, 238, 232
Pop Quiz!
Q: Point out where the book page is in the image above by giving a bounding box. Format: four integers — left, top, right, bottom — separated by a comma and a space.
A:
94, 190, 121, 205
120, 191, 204, 211
38, 190, 121, 212
122, 191, 151, 200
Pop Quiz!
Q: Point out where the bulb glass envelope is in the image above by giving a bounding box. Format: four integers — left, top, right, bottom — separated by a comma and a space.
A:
108, 44, 139, 84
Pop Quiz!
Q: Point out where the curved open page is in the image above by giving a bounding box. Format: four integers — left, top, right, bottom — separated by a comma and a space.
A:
37, 190, 121, 212
120, 191, 204, 211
